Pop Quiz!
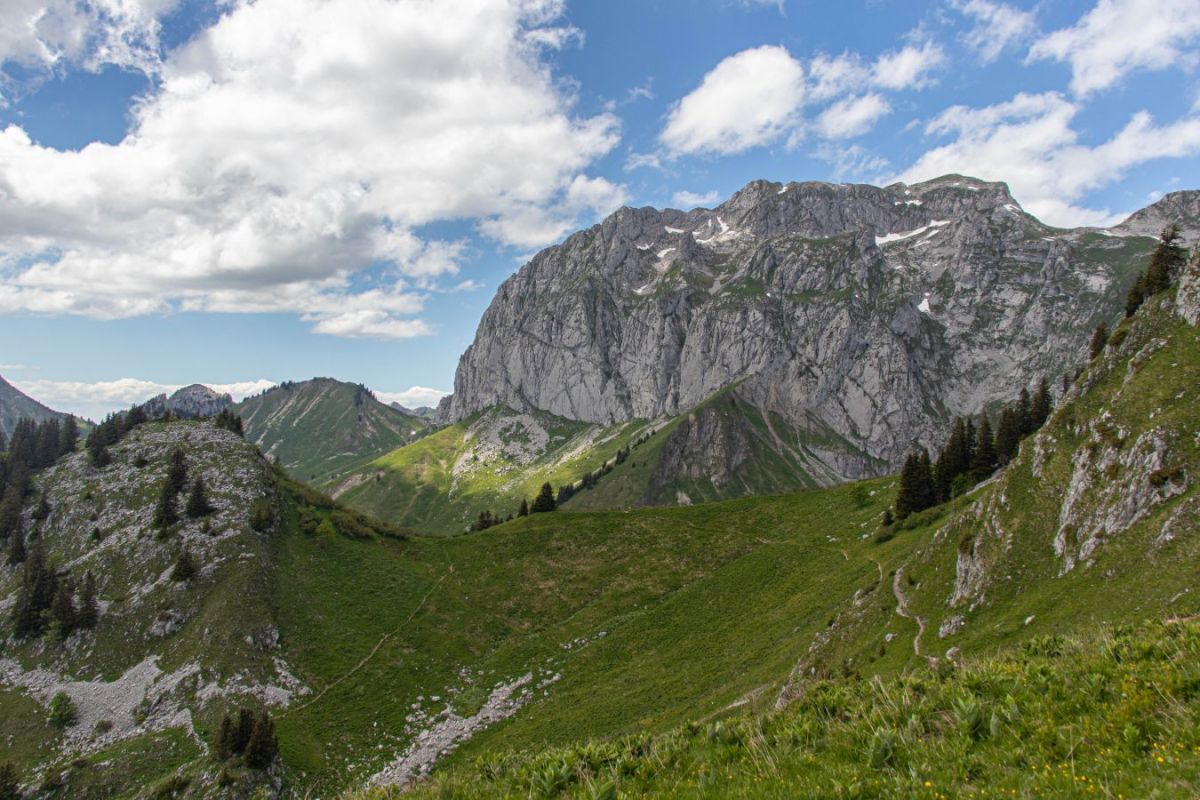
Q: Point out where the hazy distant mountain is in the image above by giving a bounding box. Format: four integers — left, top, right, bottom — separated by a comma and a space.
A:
0, 374, 68, 438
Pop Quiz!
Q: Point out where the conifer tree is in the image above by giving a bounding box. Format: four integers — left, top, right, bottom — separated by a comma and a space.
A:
60, 415, 79, 455
171, 549, 197, 582
1089, 321, 1109, 359
32, 492, 51, 521
50, 576, 78, 639
881, 508, 894, 527
1143, 224, 1185, 295
153, 480, 179, 529
244, 710, 279, 769
1030, 377, 1052, 430
530, 482, 557, 513
895, 451, 935, 519
915, 450, 935, 511
1125, 272, 1147, 317
517, 498, 529, 517
1015, 389, 1032, 436
12, 537, 56, 637
165, 448, 188, 494
77, 571, 99, 629
970, 415, 997, 482
994, 407, 1022, 465
0, 427, 7, 454
186, 476, 213, 518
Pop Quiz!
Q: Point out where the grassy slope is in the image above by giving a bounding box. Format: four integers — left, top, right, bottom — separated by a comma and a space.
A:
377, 618, 1200, 800
233, 378, 427, 486
326, 284, 1200, 798
333, 408, 657, 535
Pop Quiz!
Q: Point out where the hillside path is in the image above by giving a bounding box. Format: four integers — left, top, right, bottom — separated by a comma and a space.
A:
892, 567, 936, 666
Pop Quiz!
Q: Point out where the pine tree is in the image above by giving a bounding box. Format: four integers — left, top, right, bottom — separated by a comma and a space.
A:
244, 710, 279, 769
186, 476, 213, 518
970, 415, 997, 483
165, 448, 188, 494
895, 451, 935, 520
77, 571, 99, 629
59, 415, 79, 455
50, 576, 78, 639
153, 480, 178, 529
530, 482, 557, 513
1016, 389, 1032, 436
1089, 321, 1109, 359
915, 450, 935, 511
171, 549, 197, 582
1143, 224, 1185, 295
517, 498, 529, 517
1125, 272, 1147, 317
994, 407, 1022, 465
12, 537, 56, 637
1029, 376, 1052, 431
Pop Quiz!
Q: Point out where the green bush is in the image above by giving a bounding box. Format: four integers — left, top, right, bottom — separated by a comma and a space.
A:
48, 692, 77, 728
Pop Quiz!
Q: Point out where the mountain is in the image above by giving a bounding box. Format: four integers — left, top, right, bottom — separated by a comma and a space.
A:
232, 378, 429, 485
441, 175, 1194, 487
389, 403, 436, 420
0, 374, 68, 439
141, 384, 234, 419
2, 262, 1196, 797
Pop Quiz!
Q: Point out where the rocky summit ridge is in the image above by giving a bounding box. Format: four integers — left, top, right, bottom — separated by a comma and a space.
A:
440, 175, 1198, 479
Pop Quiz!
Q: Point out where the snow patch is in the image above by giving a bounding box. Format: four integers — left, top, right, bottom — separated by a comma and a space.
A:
875, 220, 950, 247
656, 247, 676, 259
635, 243, 652, 250
918, 293, 932, 314
664, 226, 684, 234
777, 185, 789, 194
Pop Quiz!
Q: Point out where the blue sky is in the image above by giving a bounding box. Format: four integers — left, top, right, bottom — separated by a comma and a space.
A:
1, 0, 1197, 419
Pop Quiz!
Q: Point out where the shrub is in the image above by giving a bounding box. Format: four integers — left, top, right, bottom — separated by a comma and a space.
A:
249, 497, 275, 532
49, 692, 77, 728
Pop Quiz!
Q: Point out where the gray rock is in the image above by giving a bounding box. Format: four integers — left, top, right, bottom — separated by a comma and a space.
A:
441, 175, 1198, 480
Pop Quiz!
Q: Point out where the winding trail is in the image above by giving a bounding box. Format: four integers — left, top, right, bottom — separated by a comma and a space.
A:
892, 567, 936, 665
283, 565, 452, 717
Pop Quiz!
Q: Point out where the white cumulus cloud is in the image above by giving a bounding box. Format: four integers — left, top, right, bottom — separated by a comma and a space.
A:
660, 45, 805, 157
816, 93, 891, 139
0, 0, 623, 338
895, 91, 1200, 226
1028, 0, 1200, 96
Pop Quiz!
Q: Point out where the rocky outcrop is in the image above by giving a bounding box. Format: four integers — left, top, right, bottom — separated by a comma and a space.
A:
1178, 247, 1200, 326
442, 176, 1197, 479
142, 383, 233, 419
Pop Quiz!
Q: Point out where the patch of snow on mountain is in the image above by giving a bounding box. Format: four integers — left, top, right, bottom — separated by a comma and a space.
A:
875, 220, 950, 247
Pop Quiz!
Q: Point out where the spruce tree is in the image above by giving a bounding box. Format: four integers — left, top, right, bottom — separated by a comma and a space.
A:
1143, 224, 1185, 295
153, 480, 178, 529
530, 482, 557, 513
994, 407, 1022, 465
12, 537, 56, 637
915, 450, 935, 511
0, 428, 7, 454
1125, 272, 1147, 317
881, 508, 894, 527
1016, 389, 1032, 436
244, 711, 279, 769
970, 415, 997, 483
50, 577, 78, 639
186, 476, 213, 518
77, 571, 99, 629
1030, 377, 1052, 431
1089, 322, 1108, 359
60, 416, 79, 455
517, 498, 529, 517
165, 448, 188, 494
895, 453, 923, 520
171, 549, 197, 582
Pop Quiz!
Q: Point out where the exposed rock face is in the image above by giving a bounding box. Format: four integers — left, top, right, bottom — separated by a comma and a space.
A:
142, 383, 233, 419
443, 175, 1197, 477
1178, 247, 1200, 326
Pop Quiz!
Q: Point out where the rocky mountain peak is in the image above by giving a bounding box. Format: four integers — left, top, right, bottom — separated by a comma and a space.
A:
142, 384, 233, 419
440, 174, 1194, 480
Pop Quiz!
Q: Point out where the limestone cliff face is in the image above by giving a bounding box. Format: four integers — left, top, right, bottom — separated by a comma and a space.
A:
442, 176, 1197, 477
142, 384, 233, 419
